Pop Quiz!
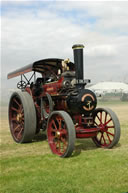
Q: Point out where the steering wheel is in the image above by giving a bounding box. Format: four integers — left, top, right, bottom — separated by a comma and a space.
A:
17, 81, 27, 89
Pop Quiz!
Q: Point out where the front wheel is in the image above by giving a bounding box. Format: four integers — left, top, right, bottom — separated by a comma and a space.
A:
92, 108, 121, 148
47, 111, 76, 157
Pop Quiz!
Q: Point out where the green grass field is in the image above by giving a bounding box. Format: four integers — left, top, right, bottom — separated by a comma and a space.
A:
0, 101, 128, 193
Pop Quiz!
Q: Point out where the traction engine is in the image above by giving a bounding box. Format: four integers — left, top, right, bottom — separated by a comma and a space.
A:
7, 44, 121, 157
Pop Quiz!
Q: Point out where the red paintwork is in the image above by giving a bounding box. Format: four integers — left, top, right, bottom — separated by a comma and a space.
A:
75, 125, 100, 138
76, 133, 97, 138
74, 115, 82, 125
75, 126, 100, 138
42, 77, 64, 96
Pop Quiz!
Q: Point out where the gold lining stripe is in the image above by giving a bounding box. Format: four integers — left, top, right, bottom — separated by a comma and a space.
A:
72, 46, 84, 50
72, 45, 84, 50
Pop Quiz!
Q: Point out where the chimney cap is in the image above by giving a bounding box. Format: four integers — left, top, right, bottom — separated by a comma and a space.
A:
72, 44, 84, 50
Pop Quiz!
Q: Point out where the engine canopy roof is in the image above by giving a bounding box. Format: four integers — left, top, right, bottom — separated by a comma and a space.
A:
7, 58, 74, 79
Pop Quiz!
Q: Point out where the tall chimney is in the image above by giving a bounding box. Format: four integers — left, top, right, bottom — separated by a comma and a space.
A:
72, 44, 84, 84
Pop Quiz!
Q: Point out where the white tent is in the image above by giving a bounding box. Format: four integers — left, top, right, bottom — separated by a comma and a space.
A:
89, 82, 128, 95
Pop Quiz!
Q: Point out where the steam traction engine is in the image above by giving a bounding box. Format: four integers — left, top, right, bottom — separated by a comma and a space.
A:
8, 44, 121, 157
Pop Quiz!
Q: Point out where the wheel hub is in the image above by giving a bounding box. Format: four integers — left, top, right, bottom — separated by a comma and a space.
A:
100, 124, 107, 132
17, 113, 22, 122
56, 131, 61, 138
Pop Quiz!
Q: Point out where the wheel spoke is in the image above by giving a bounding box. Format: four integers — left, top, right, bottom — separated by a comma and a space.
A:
20, 108, 24, 114
107, 126, 114, 129
104, 112, 107, 124
96, 114, 101, 123
51, 128, 56, 133
17, 127, 23, 139
61, 129, 68, 136
11, 117, 17, 122
100, 112, 102, 123
104, 118, 112, 126
56, 140, 61, 152
13, 98, 20, 107
50, 135, 56, 142
99, 132, 103, 143
61, 137, 67, 152
102, 134, 107, 145
14, 125, 21, 132
21, 108, 24, 113
57, 117, 62, 129
61, 137, 67, 145
51, 120, 58, 131
94, 121, 99, 126
11, 107, 19, 113
106, 132, 112, 143
106, 131, 114, 137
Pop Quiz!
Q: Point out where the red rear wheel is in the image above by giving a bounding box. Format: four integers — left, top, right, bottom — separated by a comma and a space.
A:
92, 108, 121, 148
9, 91, 36, 143
47, 111, 76, 157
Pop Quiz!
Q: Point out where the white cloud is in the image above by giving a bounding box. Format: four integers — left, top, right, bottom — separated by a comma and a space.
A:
52, 1, 128, 34
86, 44, 117, 57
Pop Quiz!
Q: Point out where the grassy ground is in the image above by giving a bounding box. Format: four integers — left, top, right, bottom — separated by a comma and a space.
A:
0, 101, 128, 193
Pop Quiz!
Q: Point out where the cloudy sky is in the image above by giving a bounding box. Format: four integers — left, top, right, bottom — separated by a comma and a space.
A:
1, 0, 128, 101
